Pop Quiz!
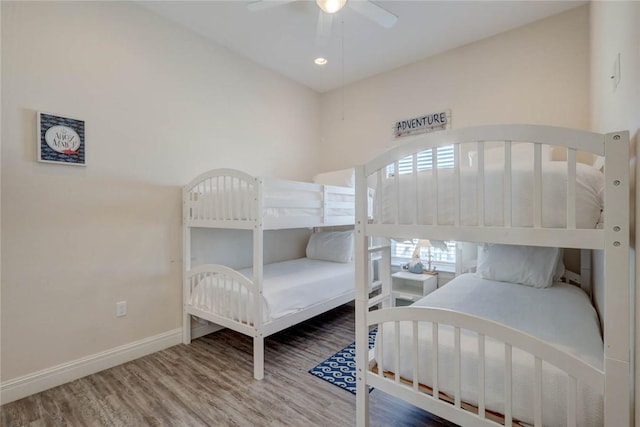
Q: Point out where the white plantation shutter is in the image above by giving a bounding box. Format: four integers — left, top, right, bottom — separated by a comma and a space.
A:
392, 240, 456, 270
387, 145, 455, 176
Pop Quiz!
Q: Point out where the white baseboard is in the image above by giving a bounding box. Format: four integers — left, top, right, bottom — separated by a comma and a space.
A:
0, 328, 182, 405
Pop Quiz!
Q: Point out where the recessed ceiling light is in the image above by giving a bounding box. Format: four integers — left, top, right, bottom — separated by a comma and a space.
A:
314, 57, 328, 66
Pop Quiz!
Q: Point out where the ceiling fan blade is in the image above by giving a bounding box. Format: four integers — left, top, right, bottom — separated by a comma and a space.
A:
247, 0, 297, 12
315, 10, 333, 47
348, 0, 397, 28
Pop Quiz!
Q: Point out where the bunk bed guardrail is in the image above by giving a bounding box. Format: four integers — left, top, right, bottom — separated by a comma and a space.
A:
185, 168, 258, 226
185, 264, 260, 335
184, 168, 358, 228
368, 307, 604, 427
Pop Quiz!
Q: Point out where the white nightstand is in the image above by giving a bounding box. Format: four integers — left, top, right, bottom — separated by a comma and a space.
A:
392, 271, 438, 306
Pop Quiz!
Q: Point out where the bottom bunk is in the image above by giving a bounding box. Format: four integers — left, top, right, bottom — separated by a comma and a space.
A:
188, 258, 355, 327
184, 254, 355, 379
362, 273, 604, 427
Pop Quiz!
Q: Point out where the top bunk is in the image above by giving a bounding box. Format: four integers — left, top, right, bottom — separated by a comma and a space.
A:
184, 168, 366, 230
355, 124, 630, 250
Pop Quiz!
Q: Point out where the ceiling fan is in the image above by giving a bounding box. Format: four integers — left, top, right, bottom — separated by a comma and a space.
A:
247, 0, 398, 46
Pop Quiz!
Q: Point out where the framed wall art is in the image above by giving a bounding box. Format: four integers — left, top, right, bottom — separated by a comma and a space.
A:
37, 112, 86, 166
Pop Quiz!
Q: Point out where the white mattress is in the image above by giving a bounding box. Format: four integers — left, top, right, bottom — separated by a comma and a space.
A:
376, 274, 603, 426
191, 258, 354, 322
375, 162, 604, 228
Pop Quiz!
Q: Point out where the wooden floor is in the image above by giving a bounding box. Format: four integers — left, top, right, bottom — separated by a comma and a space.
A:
1, 304, 457, 427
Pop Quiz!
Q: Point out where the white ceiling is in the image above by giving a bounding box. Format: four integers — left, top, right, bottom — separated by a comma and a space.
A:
138, 0, 586, 93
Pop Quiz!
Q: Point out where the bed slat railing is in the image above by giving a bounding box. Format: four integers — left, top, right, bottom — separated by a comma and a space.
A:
504, 343, 513, 426
454, 326, 462, 408
394, 161, 400, 224
376, 170, 384, 221
185, 169, 358, 229
412, 153, 419, 224
504, 141, 513, 227
453, 145, 461, 227
376, 324, 385, 380
394, 322, 401, 383
371, 135, 605, 239
534, 357, 543, 427
432, 148, 439, 225
432, 323, 439, 399
477, 141, 485, 227
478, 334, 486, 419
186, 264, 258, 329
185, 169, 257, 225
533, 143, 543, 228
364, 125, 605, 176
368, 307, 604, 426
567, 149, 577, 230
366, 244, 392, 308
412, 321, 420, 391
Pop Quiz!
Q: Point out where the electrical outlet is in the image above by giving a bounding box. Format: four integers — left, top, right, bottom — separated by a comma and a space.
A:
116, 301, 127, 317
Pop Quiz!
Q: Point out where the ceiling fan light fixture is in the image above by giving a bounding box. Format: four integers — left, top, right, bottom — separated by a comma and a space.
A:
314, 57, 328, 65
316, 0, 347, 14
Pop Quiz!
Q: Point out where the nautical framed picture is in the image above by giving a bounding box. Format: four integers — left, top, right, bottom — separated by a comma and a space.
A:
37, 112, 86, 166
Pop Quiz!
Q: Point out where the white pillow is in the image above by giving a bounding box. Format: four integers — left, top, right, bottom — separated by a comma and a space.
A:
306, 231, 354, 263
312, 168, 355, 188
476, 244, 561, 288
592, 155, 604, 171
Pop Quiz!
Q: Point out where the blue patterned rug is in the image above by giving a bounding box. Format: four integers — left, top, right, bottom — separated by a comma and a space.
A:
308, 329, 376, 394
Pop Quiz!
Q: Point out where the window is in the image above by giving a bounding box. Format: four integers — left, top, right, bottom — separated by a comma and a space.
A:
391, 240, 456, 272
386, 145, 457, 271
386, 145, 455, 176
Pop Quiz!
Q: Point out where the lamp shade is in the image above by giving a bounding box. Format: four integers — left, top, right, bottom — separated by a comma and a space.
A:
429, 240, 449, 252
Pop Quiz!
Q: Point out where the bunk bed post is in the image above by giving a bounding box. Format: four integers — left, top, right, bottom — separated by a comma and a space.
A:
182, 186, 192, 345
253, 177, 265, 380
603, 130, 631, 426
355, 165, 370, 427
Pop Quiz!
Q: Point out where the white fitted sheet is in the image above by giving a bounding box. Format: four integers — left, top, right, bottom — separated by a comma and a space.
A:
191, 258, 354, 322
375, 162, 604, 228
376, 274, 603, 426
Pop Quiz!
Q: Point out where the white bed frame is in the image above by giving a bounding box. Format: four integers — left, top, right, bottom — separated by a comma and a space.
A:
183, 168, 357, 380
354, 125, 632, 426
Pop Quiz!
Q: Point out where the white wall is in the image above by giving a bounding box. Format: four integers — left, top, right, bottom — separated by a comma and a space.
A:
1, 0, 320, 388
318, 6, 590, 171
590, 2, 640, 136
589, 2, 640, 424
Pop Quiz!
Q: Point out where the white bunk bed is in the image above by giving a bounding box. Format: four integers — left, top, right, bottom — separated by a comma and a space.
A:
354, 125, 632, 426
183, 168, 362, 380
